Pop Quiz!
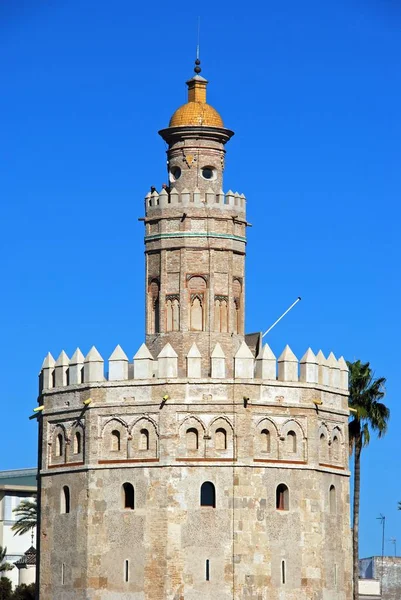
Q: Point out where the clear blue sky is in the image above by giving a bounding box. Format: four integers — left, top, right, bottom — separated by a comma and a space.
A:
1, 0, 400, 559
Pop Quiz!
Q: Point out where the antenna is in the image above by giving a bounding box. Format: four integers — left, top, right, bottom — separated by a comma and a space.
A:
196, 17, 201, 61
389, 537, 397, 557
262, 297, 302, 338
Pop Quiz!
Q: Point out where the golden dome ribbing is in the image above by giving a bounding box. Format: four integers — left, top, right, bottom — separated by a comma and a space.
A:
168, 66, 223, 128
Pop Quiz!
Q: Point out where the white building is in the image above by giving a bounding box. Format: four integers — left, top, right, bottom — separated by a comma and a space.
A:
0, 468, 37, 588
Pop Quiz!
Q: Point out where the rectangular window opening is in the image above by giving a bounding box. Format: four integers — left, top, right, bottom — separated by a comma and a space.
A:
281, 560, 286, 585
124, 560, 129, 582
206, 559, 210, 581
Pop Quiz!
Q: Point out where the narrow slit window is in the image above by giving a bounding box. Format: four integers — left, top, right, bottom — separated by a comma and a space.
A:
124, 560, 129, 582
215, 427, 227, 450
286, 430, 296, 453
186, 428, 199, 451
329, 485, 336, 514
61, 486, 70, 514
80, 366, 84, 383
73, 431, 81, 454
206, 559, 210, 581
65, 368, 70, 386
261, 429, 270, 453
140, 428, 150, 451
61, 563, 65, 585
122, 482, 135, 509
334, 563, 338, 587
56, 433, 64, 457
281, 560, 286, 584
111, 430, 121, 452
200, 482, 216, 508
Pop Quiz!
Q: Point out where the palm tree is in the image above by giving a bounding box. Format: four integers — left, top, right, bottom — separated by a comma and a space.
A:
348, 360, 389, 600
11, 498, 37, 537
0, 546, 13, 574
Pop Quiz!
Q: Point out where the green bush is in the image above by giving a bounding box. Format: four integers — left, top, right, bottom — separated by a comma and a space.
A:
11, 584, 35, 600
0, 578, 12, 600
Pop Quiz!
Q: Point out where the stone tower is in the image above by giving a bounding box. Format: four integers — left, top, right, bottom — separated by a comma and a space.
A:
36, 61, 352, 600
144, 63, 245, 373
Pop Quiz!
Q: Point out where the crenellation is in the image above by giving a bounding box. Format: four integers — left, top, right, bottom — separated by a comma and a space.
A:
108, 345, 129, 381
144, 188, 247, 215
255, 343, 276, 380
300, 348, 318, 384
234, 340, 254, 379
133, 343, 154, 379
278, 345, 299, 382
39, 344, 349, 397
41, 352, 55, 389
69, 348, 85, 385
84, 346, 104, 383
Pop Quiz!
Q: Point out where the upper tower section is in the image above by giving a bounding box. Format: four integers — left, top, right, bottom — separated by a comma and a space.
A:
158, 59, 234, 195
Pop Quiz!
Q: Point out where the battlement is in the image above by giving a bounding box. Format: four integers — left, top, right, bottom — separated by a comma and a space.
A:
39, 341, 348, 394
145, 187, 246, 214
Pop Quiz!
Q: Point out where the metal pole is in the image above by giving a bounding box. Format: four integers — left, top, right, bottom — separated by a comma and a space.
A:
377, 514, 385, 595
262, 297, 301, 338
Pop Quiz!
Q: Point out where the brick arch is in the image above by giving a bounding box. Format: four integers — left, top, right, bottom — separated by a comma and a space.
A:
330, 426, 343, 464
130, 417, 158, 458
179, 415, 206, 456
318, 423, 330, 464
101, 418, 128, 459
68, 422, 84, 462
255, 418, 279, 459
280, 420, 306, 461
101, 417, 128, 435
50, 424, 67, 465
208, 416, 234, 458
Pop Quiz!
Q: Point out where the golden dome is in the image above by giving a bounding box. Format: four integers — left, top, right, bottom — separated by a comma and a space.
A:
168, 68, 224, 129
169, 101, 223, 128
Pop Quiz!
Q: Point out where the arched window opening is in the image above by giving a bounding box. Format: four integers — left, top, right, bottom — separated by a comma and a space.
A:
122, 483, 135, 509
73, 431, 81, 454
200, 482, 216, 508
186, 428, 199, 451
329, 485, 336, 514
188, 276, 206, 332
61, 486, 70, 514
190, 295, 203, 331
139, 428, 150, 451
65, 368, 70, 386
148, 280, 160, 334
276, 484, 289, 511
232, 279, 242, 334
214, 297, 228, 333
286, 431, 296, 453
51, 370, 56, 388
80, 366, 85, 383
166, 297, 180, 332
215, 428, 227, 450
111, 430, 121, 452
56, 433, 64, 458
332, 435, 340, 462
261, 429, 271, 453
